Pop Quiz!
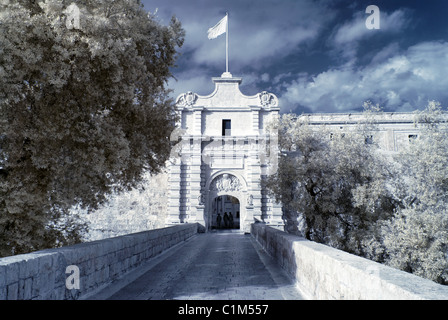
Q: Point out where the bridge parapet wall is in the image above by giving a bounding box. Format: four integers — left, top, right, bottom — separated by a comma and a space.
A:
0, 223, 198, 300
251, 223, 448, 300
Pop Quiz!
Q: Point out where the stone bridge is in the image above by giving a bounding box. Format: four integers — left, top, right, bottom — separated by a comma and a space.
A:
1, 223, 448, 300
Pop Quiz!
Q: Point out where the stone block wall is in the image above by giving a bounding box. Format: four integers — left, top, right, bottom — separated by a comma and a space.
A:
0, 224, 198, 300
251, 223, 448, 300
82, 171, 170, 242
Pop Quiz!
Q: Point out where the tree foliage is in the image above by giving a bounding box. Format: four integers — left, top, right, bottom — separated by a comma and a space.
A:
265, 101, 448, 284
0, 0, 184, 256
373, 101, 448, 283
265, 103, 398, 255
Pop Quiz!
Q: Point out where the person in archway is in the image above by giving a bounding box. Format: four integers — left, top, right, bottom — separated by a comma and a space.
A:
223, 212, 229, 228
217, 213, 222, 229
228, 212, 234, 228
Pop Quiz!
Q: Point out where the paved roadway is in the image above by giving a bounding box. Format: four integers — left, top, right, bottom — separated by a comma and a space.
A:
88, 230, 305, 300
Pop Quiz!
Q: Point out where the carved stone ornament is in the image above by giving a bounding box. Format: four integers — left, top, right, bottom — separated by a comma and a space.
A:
247, 194, 253, 206
176, 91, 198, 107
210, 173, 242, 192
258, 91, 278, 107
198, 194, 205, 205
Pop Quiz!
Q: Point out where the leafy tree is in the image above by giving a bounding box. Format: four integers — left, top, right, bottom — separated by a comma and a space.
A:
0, 0, 184, 256
264, 104, 399, 255
379, 206, 448, 284
371, 101, 448, 284
266, 101, 448, 284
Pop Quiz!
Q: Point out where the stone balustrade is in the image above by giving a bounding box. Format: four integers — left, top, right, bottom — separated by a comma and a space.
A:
251, 223, 448, 300
0, 223, 198, 300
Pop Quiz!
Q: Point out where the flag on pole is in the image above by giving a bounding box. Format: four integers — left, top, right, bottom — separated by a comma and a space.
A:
207, 15, 228, 39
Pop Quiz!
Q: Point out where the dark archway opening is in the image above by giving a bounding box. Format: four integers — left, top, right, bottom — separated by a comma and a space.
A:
211, 195, 240, 230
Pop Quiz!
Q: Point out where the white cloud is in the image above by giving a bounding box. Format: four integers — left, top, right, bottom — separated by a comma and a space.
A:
370, 42, 400, 64
333, 9, 409, 44
279, 41, 448, 113
261, 73, 270, 82
143, 1, 447, 115
164, 0, 336, 72
168, 69, 215, 99
330, 8, 411, 61
188, 20, 321, 71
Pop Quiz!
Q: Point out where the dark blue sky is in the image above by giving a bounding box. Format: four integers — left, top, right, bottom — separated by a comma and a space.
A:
141, 0, 448, 113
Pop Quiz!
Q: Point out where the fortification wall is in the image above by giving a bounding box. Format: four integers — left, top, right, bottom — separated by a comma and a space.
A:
251, 223, 448, 300
0, 224, 198, 300
82, 171, 169, 241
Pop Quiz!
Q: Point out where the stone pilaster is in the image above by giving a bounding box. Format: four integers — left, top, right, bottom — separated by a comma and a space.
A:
166, 162, 181, 225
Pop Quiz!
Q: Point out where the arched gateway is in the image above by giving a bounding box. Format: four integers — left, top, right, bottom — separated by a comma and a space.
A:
165, 72, 283, 232
210, 195, 240, 230
207, 173, 245, 230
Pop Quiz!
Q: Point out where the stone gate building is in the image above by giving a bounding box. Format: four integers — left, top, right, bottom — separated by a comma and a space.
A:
83, 74, 447, 240
165, 72, 283, 232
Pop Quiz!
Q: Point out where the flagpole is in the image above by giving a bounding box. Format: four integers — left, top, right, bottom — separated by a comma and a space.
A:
226, 11, 229, 73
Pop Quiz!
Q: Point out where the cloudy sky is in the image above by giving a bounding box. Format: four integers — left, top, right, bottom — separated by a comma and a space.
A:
141, 0, 448, 114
